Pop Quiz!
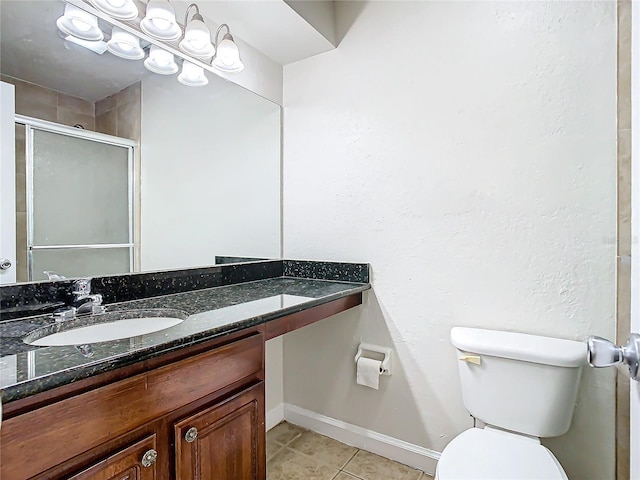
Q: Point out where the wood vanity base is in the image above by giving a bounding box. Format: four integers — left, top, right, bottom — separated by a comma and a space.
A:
0, 293, 362, 480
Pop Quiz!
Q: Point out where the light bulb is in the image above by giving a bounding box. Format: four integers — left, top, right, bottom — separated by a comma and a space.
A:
71, 18, 92, 32
144, 46, 178, 75
90, 0, 138, 21
178, 62, 208, 87
56, 4, 104, 42
212, 33, 243, 73
140, 0, 182, 40
151, 17, 171, 31
107, 27, 144, 60
179, 14, 214, 59
216, 38, 239, 65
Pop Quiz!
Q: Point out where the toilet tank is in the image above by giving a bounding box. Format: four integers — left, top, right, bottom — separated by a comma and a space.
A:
451, 327, 586, 438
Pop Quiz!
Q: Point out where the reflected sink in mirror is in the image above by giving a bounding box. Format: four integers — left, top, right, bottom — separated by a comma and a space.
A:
24, 308, 189, 347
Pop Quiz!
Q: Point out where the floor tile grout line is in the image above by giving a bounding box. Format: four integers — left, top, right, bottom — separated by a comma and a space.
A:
270, 446, 342, 480
279, 443, 356, 472
275, 429, 361, 472
336, 464, 367, 480
331, 468, 367, 480
267, 425, 305, 450
340, 448, 360, 470
281, 431, 304, 448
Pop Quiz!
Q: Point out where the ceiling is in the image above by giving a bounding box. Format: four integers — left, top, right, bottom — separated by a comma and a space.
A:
0, 1, 151, 101
0, 0, 337, 102
190, 1, 336, 65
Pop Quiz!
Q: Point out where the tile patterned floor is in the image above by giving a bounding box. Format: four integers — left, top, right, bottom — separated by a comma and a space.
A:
267, 422, 434, 480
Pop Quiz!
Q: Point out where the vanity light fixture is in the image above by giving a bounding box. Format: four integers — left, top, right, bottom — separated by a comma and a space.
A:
140, 0, 182, 41
56, 3, 104, 42
107, 27, 145, 60
57, 0, 245, 87
89, 0, 138, 21
179, 4, 215, 59
178, 61, 208, 87
212, 24, 244, 73
144, 45, 179, 74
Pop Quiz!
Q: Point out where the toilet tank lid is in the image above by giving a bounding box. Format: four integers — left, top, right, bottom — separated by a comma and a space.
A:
451, 327, 586, 367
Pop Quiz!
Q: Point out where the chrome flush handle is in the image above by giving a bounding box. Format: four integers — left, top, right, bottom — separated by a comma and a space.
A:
587, 334, 640, 380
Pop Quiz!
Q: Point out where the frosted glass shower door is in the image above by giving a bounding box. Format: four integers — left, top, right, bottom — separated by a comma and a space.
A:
27, 126, 134, 281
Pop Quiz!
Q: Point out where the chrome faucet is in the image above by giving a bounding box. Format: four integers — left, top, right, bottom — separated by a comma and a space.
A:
44, 271, 67, 281
52, 279, 104, 321
75, 344, 95, 358
71, 279, 104, 315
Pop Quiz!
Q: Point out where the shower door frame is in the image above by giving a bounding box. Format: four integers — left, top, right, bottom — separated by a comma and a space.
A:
16, 114, 138, 281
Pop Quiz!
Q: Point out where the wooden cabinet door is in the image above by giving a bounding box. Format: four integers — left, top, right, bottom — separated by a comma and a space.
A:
68, 435, 158, 480
175, 382, 265, 480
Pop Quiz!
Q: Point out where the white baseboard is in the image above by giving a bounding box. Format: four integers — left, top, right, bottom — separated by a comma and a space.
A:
283, 403, 440, 475
266, 403, 285, 431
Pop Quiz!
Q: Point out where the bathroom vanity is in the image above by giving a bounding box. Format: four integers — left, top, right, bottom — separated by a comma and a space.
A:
0, 260, 370, 479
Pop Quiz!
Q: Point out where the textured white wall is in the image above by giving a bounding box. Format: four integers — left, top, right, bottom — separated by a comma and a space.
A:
282, 2, 617, 479
140, 74, 281, 271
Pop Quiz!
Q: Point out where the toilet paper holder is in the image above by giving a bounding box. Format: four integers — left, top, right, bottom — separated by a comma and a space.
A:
354, 343, 392, 375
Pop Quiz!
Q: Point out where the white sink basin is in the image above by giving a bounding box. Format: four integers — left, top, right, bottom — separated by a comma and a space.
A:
25, 309, 188, 347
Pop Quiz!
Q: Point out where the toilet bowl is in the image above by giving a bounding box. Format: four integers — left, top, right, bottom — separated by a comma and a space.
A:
436, 327, 586, 480
435, 427, 567, 480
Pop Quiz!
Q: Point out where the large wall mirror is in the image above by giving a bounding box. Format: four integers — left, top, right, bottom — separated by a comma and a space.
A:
0, 0, 281, 285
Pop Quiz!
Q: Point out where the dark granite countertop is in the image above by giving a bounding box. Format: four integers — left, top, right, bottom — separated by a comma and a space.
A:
0, 276, 369, 404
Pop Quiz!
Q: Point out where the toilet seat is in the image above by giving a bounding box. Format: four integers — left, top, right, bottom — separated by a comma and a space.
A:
435, 427, 568, 480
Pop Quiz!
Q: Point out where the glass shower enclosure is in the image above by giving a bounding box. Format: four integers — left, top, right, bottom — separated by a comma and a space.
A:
18, 115, 136, 281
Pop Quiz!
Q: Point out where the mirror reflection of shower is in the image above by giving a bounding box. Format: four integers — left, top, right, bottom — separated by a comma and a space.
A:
16, 116, 136, 282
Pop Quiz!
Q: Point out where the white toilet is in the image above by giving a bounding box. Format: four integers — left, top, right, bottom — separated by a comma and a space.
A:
436, 327, 586, 480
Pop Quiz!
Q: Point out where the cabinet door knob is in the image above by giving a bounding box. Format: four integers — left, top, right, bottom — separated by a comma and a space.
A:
141, 449, 158, 468
185, 427, 198, 443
